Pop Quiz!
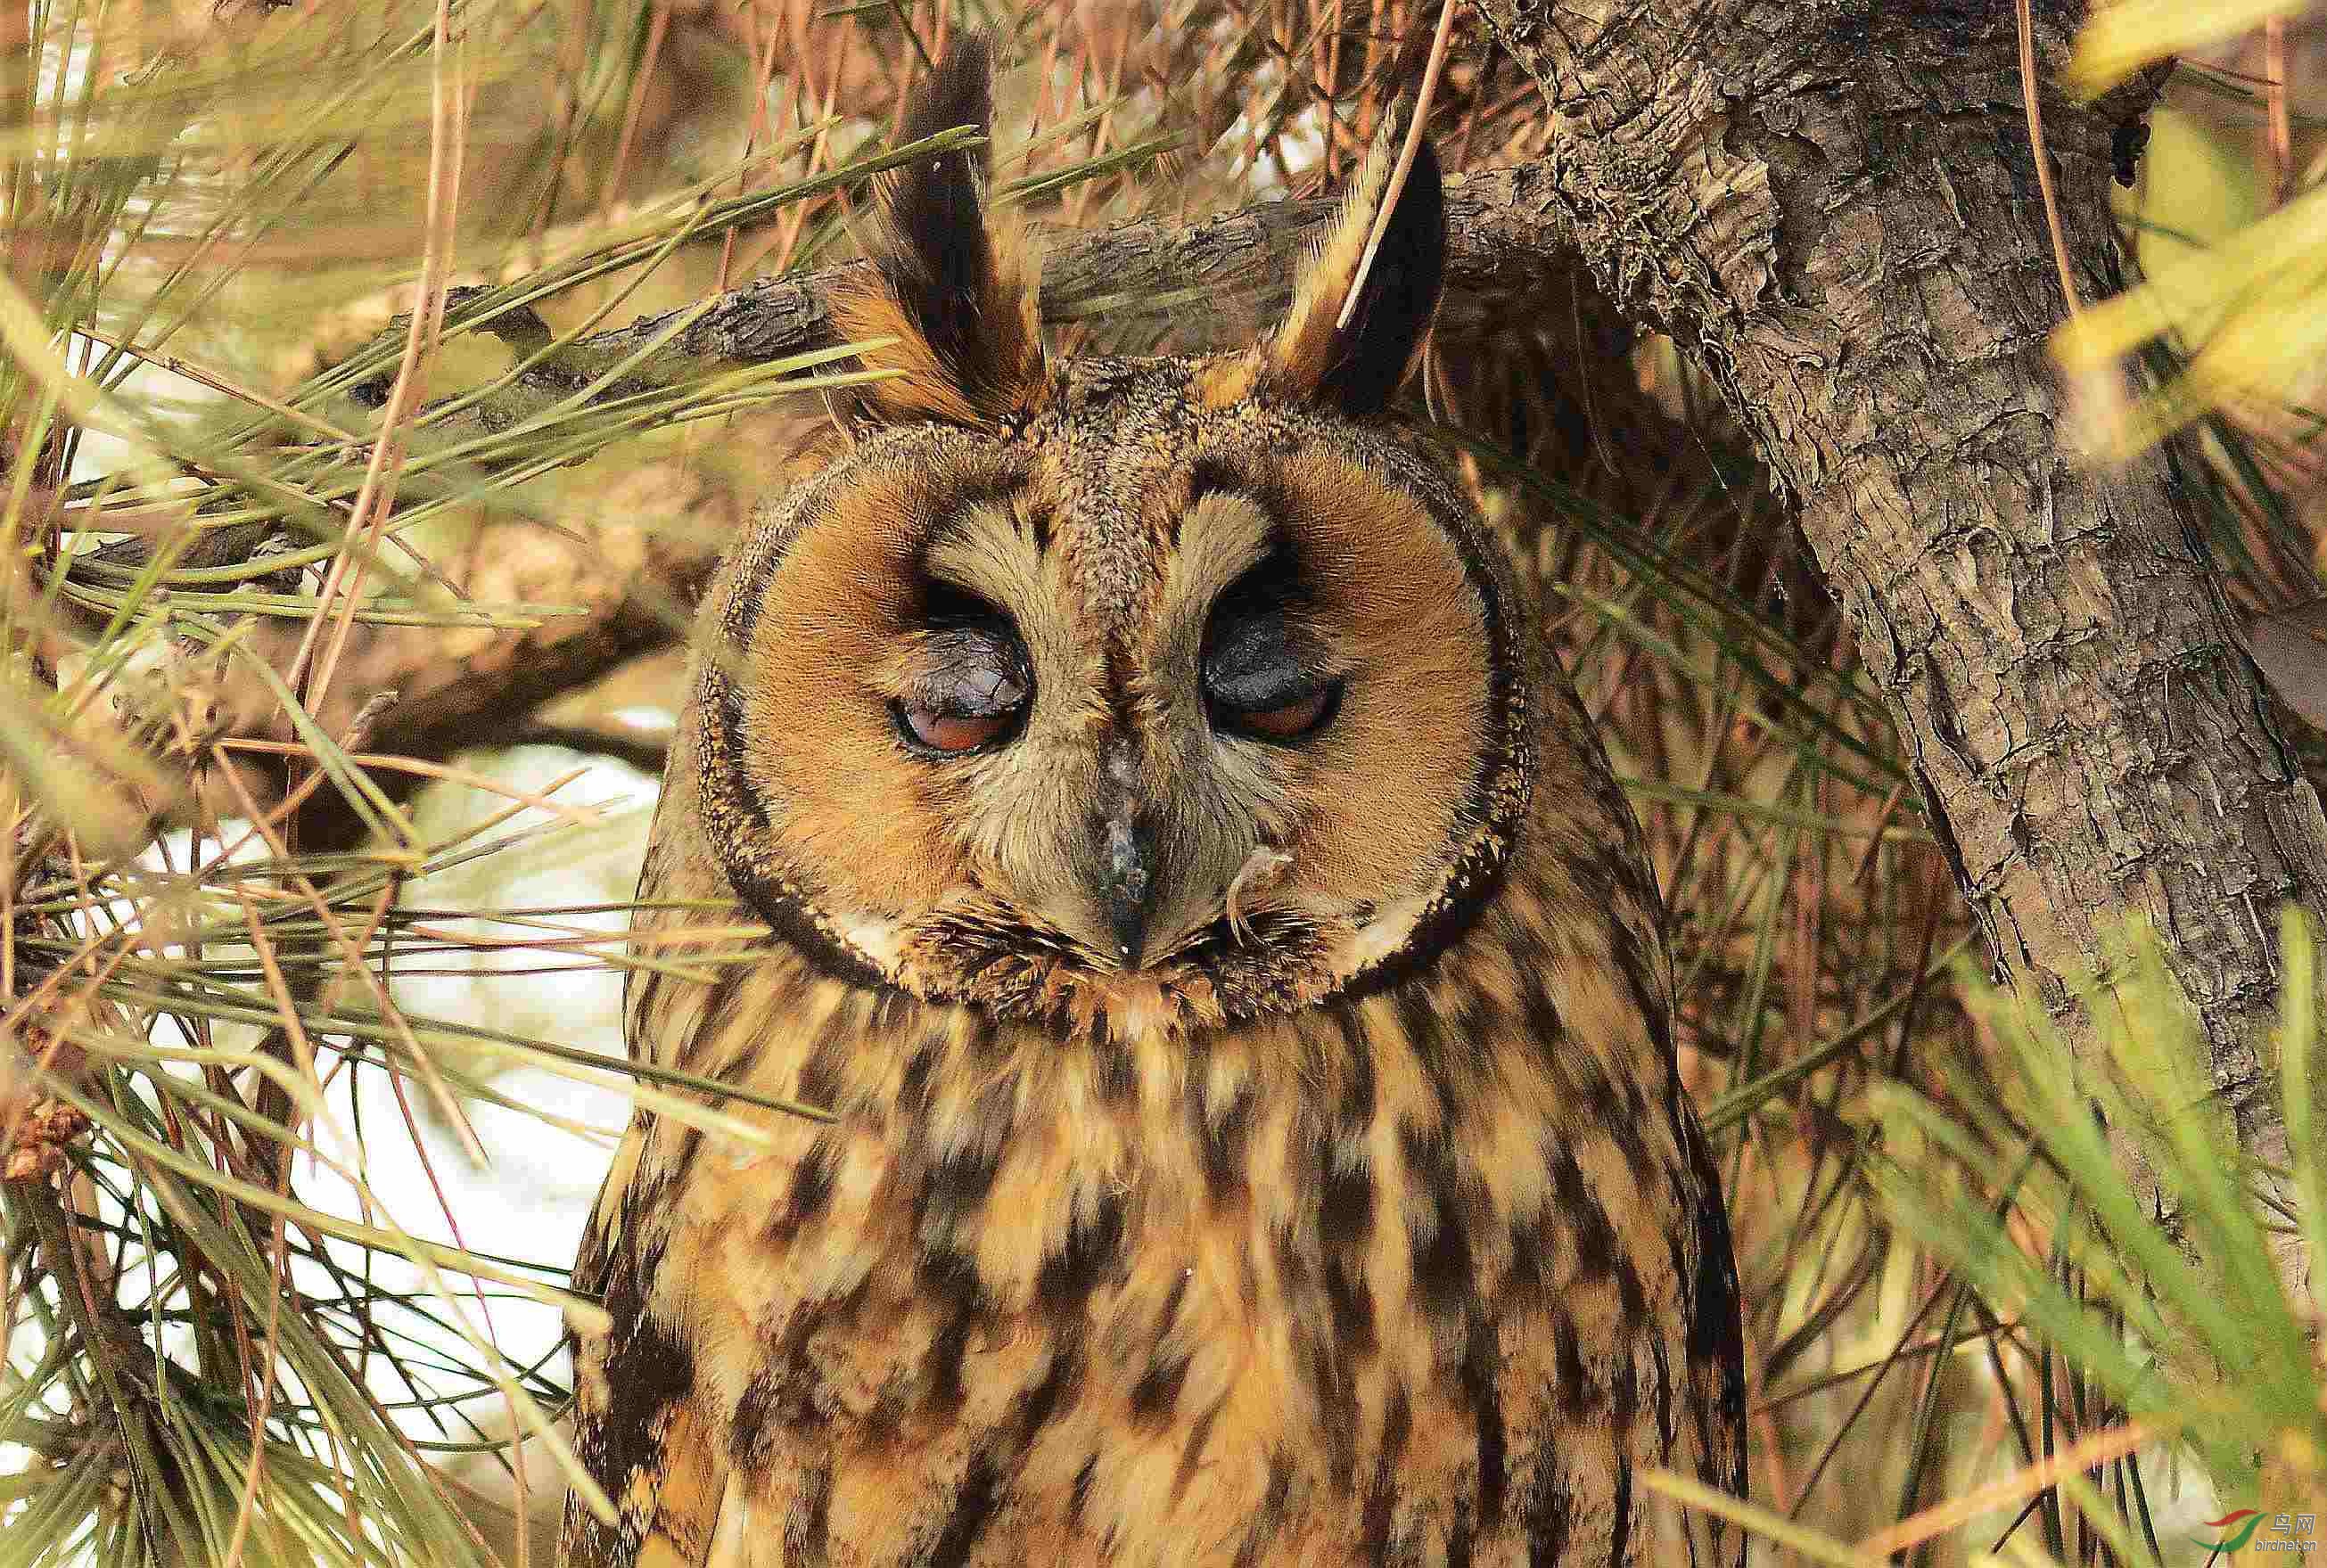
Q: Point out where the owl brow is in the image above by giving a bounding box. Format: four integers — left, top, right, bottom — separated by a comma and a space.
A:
1175, 460, 1302, 575
1182, 454, 1265, 515
911, 480, 1040, 563
915, 504, 1051, 627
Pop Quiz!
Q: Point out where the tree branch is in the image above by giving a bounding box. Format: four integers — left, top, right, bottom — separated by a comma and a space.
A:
399, 162, 1608, 448
243, 158, 1698, 850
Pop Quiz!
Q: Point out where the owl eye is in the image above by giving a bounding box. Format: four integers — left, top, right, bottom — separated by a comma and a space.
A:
1201, 604, 1340, 744
892, 608, 1032, 757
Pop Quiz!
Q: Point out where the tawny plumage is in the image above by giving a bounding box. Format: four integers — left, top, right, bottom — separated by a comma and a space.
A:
563, 35, 1747, 1567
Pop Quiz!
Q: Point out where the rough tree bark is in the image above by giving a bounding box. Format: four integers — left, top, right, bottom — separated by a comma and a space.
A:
1468, 0, 2327, 1208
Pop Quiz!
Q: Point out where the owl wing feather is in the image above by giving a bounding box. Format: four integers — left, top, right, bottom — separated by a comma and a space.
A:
563, 1117, 731, 1568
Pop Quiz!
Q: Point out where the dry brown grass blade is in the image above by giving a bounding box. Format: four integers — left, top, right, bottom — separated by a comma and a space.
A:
1855, 1422, 2152, 1557
2265, 16, 2292, 207
1337, 0, 1460, 332
294, 0, 470, 722
2018, 0, 2084, 317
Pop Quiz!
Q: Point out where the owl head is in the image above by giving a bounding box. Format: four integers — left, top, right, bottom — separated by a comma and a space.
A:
687, 36, 1541, 1038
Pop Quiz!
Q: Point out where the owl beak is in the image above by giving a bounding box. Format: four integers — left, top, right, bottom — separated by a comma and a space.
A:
1102, 809, 1156, 967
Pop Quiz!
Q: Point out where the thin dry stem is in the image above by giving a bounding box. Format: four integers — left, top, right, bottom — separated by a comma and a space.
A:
2017, 0, 2083, 316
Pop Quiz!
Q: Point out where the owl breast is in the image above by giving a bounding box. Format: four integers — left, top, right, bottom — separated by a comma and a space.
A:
564, 755, 1743, 1568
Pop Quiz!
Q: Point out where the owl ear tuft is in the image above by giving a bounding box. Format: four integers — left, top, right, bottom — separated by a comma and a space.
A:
1256, 120, 1445, 416
831, 32, 1046, 426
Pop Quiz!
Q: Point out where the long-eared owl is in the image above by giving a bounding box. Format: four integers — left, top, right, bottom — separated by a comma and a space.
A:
564, 33, 1747, 1568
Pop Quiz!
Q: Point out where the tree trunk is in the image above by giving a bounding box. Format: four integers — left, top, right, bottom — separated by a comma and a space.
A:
1469, 0, 2327, 1211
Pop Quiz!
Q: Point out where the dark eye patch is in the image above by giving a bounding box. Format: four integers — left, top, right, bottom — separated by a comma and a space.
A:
904, 626, 1029, 714
1200, 558, 1339, 744
1204, 613, 1320, 711
892, 587, 1032, 756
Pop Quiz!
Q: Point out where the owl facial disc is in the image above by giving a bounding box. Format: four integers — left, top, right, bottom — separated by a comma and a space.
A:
687, 45, 1538, 1036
